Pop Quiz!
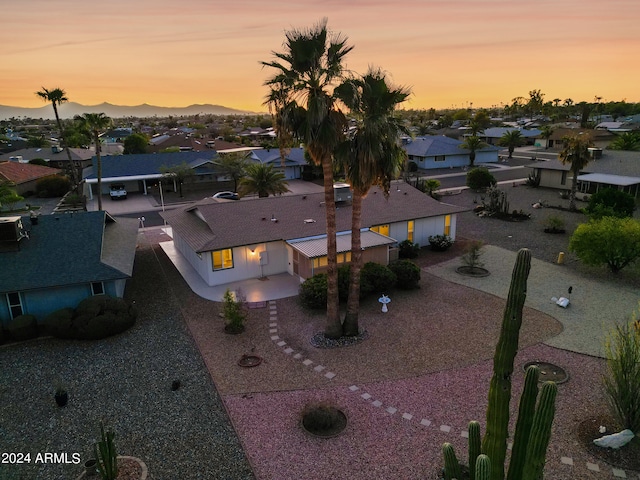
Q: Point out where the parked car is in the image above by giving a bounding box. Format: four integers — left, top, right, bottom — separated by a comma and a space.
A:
109, 183, 127, 200
212, 191, 239, 200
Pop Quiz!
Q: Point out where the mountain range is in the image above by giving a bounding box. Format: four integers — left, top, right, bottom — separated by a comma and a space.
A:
0, 102, 258, 120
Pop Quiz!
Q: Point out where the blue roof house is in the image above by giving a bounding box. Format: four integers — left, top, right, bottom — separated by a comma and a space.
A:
85, 151, 220, 198
0, 212, 138, 326
404, 135, 500, 170
248, 147, 307, 179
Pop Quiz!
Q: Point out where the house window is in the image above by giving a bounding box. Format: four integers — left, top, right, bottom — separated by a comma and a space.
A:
6, 292, 23, 319
561, 171, 567, 186
407, 220, 415, 242
212, 249, 234, 270
312, 252, 351, 268
371, 224, 390, 236
434, 155, 446, 162
444, 215, 451, 236
91, 282, 105, 295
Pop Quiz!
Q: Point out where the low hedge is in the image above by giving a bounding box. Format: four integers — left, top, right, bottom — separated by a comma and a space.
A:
5, 314, 38, 341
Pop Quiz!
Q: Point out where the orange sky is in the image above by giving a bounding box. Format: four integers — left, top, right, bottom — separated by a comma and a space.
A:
2, 0, 639, 113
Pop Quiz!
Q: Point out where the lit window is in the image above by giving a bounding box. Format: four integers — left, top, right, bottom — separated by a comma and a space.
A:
444, 215, 451, 236
7, 292, 23, 319
212, 249, 234, 270
407, 220, 414, 242
91, 282, 105, 295
371, 224, 389, 236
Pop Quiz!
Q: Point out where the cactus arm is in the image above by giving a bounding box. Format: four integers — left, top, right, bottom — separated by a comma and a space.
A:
442, 442, 462, 480
475, 454, 492, 480
468, 421, 481, 480
506, 365, 540, 480
522, 381, 558, 480
482, 248, 532, 480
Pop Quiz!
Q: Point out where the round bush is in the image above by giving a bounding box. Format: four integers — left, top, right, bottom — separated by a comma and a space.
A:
72, 296, 137, 340
41, 308, 75, 338
6, 314, 38, 341
585, 188, 636, 219
398, 240, 420, 259
389, 260, 421, 290
466, 167, 496, 190
299, 274, 328, 310
360, 262, 397, 296
36, 175, 70, 197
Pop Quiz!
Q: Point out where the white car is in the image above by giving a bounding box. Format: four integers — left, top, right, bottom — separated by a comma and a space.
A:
212, 191, 239, 200
109, 184, 127, 200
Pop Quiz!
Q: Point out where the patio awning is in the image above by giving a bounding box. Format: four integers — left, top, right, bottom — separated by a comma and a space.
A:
287, 230, 396, 258
577, 173, 640, 187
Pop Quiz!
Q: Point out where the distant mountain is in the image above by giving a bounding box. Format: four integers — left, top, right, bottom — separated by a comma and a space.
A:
0, 102, 259, 120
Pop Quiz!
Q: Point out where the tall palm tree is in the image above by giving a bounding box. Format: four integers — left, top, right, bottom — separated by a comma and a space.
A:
335, 68, 410, 336
460, 135, 487, 166
36, 87, 80, 189
239, 163, 289, 198
262, 18, 353, 338
74, 113, 112, 211
559, 133, 593, 211
264, 82, 293, 171
498, 130, 524, 158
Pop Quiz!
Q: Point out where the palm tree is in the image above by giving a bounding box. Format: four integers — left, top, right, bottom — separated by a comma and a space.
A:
265, 82, 293, 171
214, 152, 249, 193
335, 68, 410, 336
460, 135, 487, 166
559, 133, 593, 211
498, 130, 525, 158
36, 87, 80, 189
539, 125, 554, 149
609, 132, 640, 151
239, 163, 289, 198
74, 113, 112, 211
262, 18, 353, 338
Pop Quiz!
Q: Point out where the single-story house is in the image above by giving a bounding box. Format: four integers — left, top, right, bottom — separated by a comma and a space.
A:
0, 211, 138, 325
525, 150, 640, 198
479, 127, 541, 146
84, 151, 221, 198
160, 182, 468, 287
404, 135, 500, 170
248, 147, 307, 180
545, 128, 615, 150
0, 161, 62, 195
0, 147, 95, 177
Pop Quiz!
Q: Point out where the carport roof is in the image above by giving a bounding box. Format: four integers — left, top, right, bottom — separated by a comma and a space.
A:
576, 173, 640, 186
288, 230, 395, 258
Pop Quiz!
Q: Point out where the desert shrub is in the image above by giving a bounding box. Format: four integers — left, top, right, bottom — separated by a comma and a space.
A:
360, 262, 397, 296
222, 289, 247, 333
398, 240, 420, 259
72, 296, 137, 340
461, 241, 485, 269
603, 309, 640, 432
41, 308, 75, 337
299, 274, 328, 310
585, 188, 636, 219
428, 234, 453, 251
543, 214, 565, 232
389, 260, 421, 290
36, 175, 70, 197
466, 167, 496, 190
5, 314, 38, 341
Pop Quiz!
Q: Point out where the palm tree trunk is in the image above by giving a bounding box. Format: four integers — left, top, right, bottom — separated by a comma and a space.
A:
321, 155, 342, 339
343, 190, 363, 336
569, 167, 579, 211
95, 132, 103, 211
53, 104, 80, 189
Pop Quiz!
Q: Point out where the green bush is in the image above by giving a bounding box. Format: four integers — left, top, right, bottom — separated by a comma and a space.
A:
41, 308, 75, 338
585, 188, 636, 219
35, 175, 70, 197
466, 167, 496, 190
6, 314, 38, 341
389, 260, 421, 289
398, 240, 420, 259
428, 234, 453, 251
603, 311, 640, 432
72, 296, 137, 340
360, 262, 397, 296
222, 289, 247, 333
299, 274, 328, 310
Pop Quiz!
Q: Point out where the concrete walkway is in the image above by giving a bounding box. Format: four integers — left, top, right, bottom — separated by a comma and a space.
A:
425, 245, 639, 358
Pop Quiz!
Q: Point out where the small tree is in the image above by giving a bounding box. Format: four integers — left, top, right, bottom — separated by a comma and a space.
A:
498, 130, 525, 158
461, 241, 485, 270
603, 306, 640, 433
0, 182, 23, 211
585, 188, 636, 219
160, 162, 193, 198
559, 132, 593, 211
569, 217, 640, 273
239, 163, 289, 198
123, 133, 148, 154
214, 152, 249, 193
466, 167, 496, 191
222, 289, 246, 333
460, 135, 488, 167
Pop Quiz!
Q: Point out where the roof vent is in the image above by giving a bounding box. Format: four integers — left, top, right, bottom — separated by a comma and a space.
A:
303, 219, 316, 224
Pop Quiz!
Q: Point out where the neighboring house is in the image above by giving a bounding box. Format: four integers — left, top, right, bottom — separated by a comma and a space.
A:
84, 151, 220, 198
525, 150, 640, 198
0, 147, 94, 178
103, 128, 133, 143
160, 182, 467, 288
248, 147, 307, 180
0, 161, 62, 195
404, 135, 500, 170
479, 127, 541, 146
146, 131, 244, 154
545, 128, 615, 150
0, 211, 138, 325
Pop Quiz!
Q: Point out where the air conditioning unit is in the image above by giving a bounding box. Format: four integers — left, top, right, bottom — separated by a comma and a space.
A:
51, 146, 64, 153
0, 216, 27, 243
333, 183, 352, 203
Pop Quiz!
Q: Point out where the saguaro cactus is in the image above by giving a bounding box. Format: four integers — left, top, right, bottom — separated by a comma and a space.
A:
522, 382, 558, 480
468, 421, 481, 480
475, 454, 491, 480
442, 442, 462, 480
482, 248, 531, 480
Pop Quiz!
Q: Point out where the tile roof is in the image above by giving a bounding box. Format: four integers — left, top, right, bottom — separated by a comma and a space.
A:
0, 162, 61, 184
0, 211, 138, 293
161, 182, 468, 253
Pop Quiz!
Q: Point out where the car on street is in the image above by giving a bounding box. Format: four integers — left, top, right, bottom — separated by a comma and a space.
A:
212, 191, 239, 200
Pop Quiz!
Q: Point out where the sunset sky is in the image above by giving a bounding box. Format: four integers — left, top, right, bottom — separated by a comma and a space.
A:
2, 0, 639, 113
